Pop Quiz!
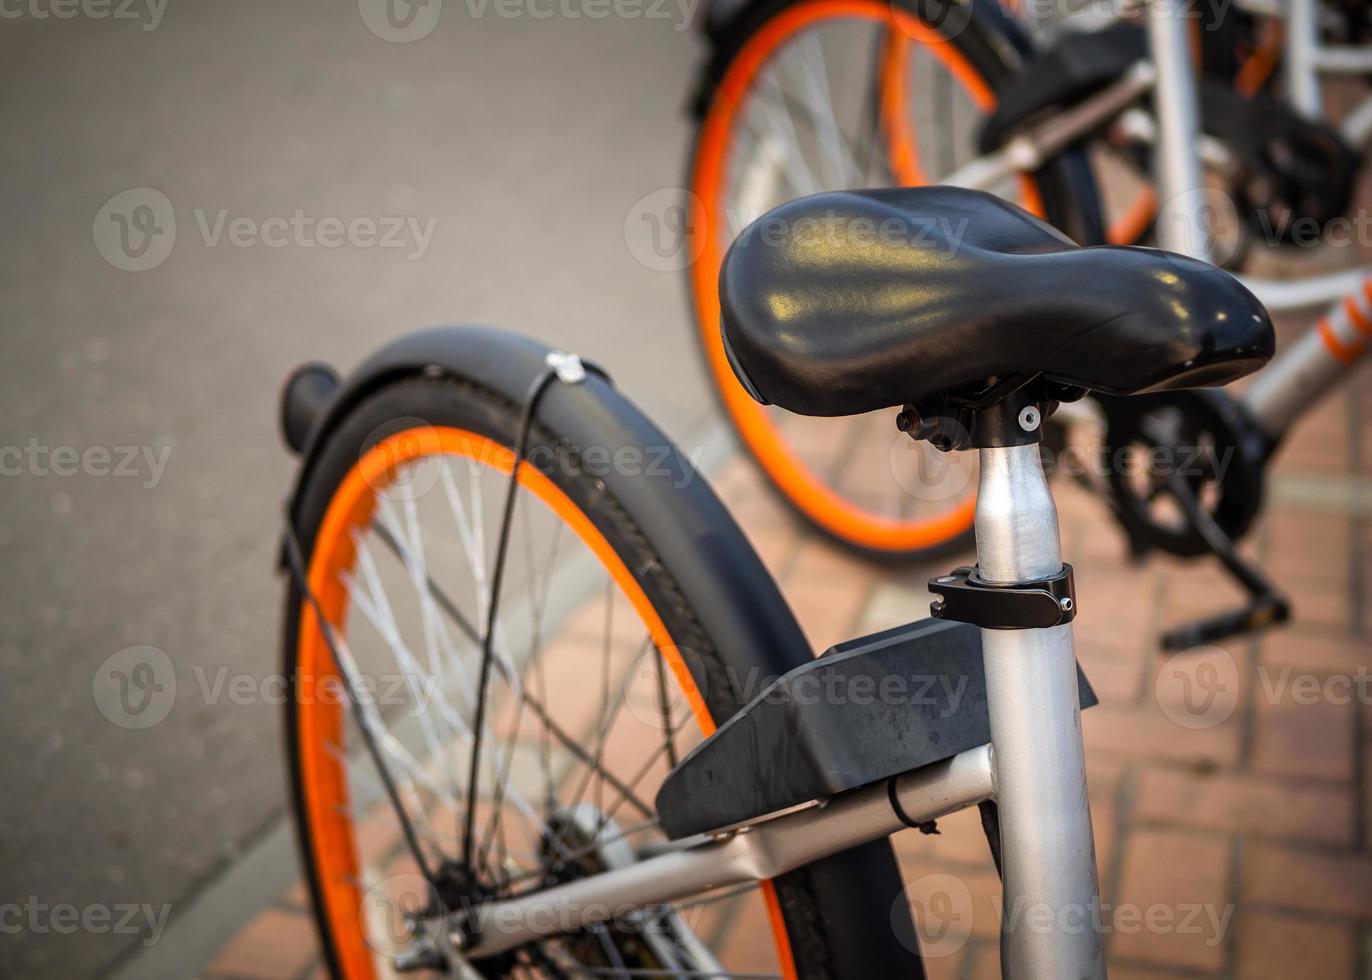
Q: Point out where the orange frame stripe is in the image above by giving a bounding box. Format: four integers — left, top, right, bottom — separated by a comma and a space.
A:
1319, 318, 1366, 364
1346, 295, 1372, 338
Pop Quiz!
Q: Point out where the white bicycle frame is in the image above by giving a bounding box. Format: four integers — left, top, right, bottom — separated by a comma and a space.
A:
1148, 0, 1372, 436
1031, 0, 1372, 141
951, 0, 1372, 439
457, 439, 1108, 978
1258, 0, 1372, 137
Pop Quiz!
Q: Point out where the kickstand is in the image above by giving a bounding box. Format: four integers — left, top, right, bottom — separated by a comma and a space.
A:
1157, 472, 1290, 653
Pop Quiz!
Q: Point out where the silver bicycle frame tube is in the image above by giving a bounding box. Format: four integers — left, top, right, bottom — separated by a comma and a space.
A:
1243, 275, 1372, 435
456, 745, 995, 959
1286, 0, 1324, 118
1339, 92, 1372, 146
1147, 0, 1212, 260
1145, 0, 1372, 310
976, 444, 1106, 978
1238, 0, 1372, 141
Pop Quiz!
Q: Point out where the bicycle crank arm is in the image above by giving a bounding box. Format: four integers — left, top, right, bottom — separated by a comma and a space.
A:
451, 745, 995, 960
1158, 468, 1290, 652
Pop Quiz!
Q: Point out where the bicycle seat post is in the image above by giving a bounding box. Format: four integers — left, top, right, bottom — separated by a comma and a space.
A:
971, 404, 1107, 978
718, 183, 1274, 978
1147, 0, 1212, 261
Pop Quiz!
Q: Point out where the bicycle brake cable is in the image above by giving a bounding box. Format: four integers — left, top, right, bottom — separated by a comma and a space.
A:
462, 352, 590, 878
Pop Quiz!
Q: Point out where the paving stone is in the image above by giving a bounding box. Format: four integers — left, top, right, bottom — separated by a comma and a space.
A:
1242, 841, 1372, 918
1235, 910, 1356, 980
1134, 766, 1354, 844
782, 567, 872, 654
1250, 679, 1356, 782
205, 908, 318, 979
1112, 829, 1232, 971
1084, 703, 1242, 768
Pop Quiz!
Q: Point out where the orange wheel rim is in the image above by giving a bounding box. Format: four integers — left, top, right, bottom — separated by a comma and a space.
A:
295, 426, 796, 978
690, 0, 1040, 553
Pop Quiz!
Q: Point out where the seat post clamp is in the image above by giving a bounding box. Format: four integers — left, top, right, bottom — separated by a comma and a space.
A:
928, 564, 1077, 630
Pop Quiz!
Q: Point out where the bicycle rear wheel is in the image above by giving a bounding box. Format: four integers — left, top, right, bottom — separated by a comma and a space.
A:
687, 0, 1101, 559
283, 337, 923, 977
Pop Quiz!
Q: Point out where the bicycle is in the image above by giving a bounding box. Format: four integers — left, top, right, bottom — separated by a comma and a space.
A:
998, 0, 1372, 264
278, 184, 1273, 977
685, 0, 1371, 648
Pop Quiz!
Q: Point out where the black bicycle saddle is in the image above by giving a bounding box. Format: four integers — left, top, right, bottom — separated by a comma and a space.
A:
719, 187, 1274, 416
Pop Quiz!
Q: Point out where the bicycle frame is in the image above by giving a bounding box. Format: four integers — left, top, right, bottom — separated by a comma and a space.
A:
1252, 0, 1372, 140
1029, 0, 1372, 140
945, 0, 1372, 444
456, 441, 1108, 978
1148, 0, 1372, 438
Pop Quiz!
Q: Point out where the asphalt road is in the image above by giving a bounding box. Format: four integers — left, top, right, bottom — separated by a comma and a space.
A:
0, 3, 716, 974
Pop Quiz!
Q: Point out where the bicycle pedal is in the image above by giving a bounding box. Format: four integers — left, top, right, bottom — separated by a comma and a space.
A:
1160, 594, 1290, 653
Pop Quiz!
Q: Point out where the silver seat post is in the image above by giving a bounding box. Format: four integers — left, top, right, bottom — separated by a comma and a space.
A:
1147, 0, 1212, 262
975, 443, 1107, 979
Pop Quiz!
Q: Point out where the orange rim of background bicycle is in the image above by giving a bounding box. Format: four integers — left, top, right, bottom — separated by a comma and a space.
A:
690, 0, 1048, 553
295, 426, 798, 979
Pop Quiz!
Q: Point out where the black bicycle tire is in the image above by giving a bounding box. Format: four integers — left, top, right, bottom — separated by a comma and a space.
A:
284, 370, 925, 979
684, 0, 1105, 563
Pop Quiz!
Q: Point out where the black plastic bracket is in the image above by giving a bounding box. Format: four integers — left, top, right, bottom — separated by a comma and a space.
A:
928, 565, 1077, 630
654, 618, 1099, 839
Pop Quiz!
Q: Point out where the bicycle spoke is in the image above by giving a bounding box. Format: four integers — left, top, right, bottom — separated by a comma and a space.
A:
560, 637, 658, 834
595, 578, 615, 817
384, 495, 470, 801
788, 33, 861, 186
653, 647, 678, 771
299, 429, 786, 975
481, 499, 567, 864
752, 67, 822, 196
342, 545, 451, 790
575, 702, 696, 857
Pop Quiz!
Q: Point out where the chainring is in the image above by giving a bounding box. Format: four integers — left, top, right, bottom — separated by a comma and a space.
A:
1098, 390, 1267, 558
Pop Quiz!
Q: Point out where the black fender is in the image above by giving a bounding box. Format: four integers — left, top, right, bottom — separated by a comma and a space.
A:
285, 324, 815, 710
282, 324, 926, 977
977, 23, 1148, 152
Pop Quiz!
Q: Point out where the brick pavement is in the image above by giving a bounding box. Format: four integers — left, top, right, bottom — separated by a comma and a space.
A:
199, 348, 1367, 979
